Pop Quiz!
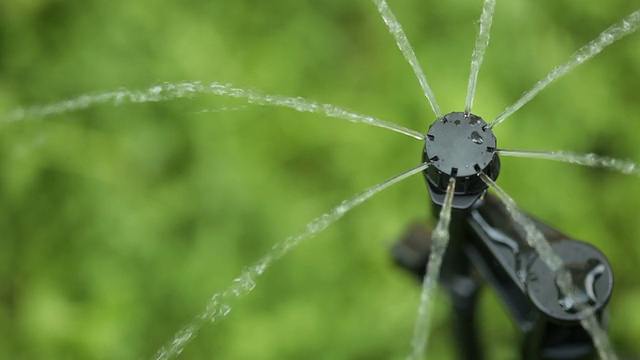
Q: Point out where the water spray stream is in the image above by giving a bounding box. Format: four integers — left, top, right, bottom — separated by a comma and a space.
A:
496, 148, 640, 176
372, 0, 442, 118
478, 172, 618, 360
192, 105, 249, 115
465, 0, 496, 114
153, 162, 430, 360
3, 81, 425, 140
489, 9, 640, 129
408, 177, 456, 360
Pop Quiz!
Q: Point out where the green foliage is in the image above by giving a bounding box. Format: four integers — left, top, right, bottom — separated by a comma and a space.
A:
0, 0, 639, 359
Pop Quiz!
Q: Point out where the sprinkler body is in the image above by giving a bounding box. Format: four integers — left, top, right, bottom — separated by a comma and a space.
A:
393, 195, 614, 360
393, 111, 614, 360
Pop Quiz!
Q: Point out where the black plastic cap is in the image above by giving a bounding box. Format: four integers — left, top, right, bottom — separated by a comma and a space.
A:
423, 112, 500, 209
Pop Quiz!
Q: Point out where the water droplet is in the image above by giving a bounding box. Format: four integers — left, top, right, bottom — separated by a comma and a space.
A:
470, 131, 484, 144
468, 117, 481, 126
231, 274, 257, 296
515, 252, 528, 283
517, 269, 527, 283
219, 304, 232, 318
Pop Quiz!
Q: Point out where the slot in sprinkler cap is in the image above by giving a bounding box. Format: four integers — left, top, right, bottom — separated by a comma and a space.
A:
423, 112, 500, 209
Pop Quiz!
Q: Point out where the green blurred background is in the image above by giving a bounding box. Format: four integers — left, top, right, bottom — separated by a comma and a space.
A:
0, 0, 639, 359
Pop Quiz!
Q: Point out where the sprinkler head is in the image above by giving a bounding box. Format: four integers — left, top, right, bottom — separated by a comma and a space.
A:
423, 112, 500, 209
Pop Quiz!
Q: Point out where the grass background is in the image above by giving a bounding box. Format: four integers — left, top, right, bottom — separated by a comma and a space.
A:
0, 0, 639, 359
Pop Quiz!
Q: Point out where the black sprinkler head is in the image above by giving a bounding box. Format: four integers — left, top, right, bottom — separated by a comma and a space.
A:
423, 111, 500, 209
